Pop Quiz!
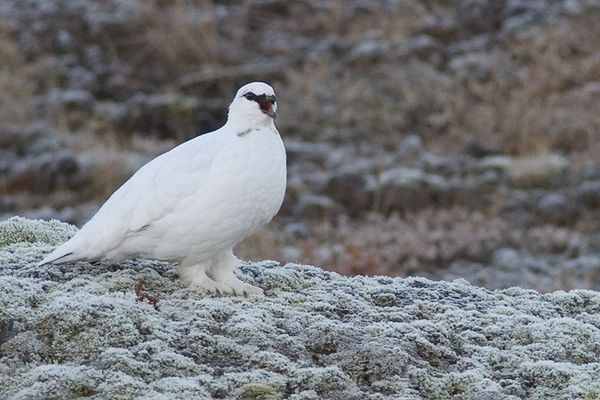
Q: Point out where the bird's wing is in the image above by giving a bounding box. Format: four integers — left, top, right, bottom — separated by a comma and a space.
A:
126, 140, 221, 233
64, 131, 226, 258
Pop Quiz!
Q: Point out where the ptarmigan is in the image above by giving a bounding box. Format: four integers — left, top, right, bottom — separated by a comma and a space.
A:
39, 82, 286, 295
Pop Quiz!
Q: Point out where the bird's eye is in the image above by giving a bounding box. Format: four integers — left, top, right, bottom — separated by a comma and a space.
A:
243, 92, 256, 101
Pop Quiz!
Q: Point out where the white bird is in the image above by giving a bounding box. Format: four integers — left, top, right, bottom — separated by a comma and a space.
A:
39, 82, 286, 295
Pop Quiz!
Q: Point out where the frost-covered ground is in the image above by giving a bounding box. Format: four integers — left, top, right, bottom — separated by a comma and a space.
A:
1, 217, 600, 399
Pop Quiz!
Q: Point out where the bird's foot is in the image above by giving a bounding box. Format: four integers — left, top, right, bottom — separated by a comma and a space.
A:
188, 277, 232, 295
225, 280, 264, 296
179, 258, 263, 296
209, 273, 263, 296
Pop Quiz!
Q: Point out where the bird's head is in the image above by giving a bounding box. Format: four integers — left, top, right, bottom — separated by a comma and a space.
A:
227, 82, 277, 128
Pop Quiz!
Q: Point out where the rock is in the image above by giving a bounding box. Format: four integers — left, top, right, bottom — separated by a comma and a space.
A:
447, 34, 492, 56
501, 0, 546, 34
48, 89, 95, 111
122, 93, 203, 139
346, 39, 390, 64
94, 100, 128, 124
479, 155, 514, 173
441, 249, 600, 292
284, 140, 331, 166
377, 167, 431, 188
0, 151, 17, 175
486, 154, 570, 189
397, 134, 424, 165
2, 218, 600, 399
492, 248, 549, 273
349, 35, 443, 66
416, 15, 459, 43
368, 167, 487, 212
294, 194, 342, 219
536, 193, 577, 224
582, 165, 600, 181
576, 180, 600, 209
463, 140, 500, 158
394, 35, 444, 65
502, 10, 540, 33
561, 0, 585, 16
321, 167, 372, 216
8, 151, 81, 193
455, 0, 506, 35
449, 52, 498, 82
0, 123, 62, 156
562, 255, 600, 290
368, 167, 436, 212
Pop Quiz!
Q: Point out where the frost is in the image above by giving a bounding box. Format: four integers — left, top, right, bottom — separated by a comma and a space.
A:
1, 217, 600, 399
0, 216, 77, 247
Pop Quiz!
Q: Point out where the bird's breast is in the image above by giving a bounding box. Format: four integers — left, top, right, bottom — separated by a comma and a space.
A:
199, 129, 286, 235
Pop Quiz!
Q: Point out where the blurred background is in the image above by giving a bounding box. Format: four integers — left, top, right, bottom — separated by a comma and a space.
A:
1, 0, 599, 291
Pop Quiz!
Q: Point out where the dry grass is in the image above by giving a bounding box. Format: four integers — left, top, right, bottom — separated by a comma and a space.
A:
0, 29, 34, 125
439, 15, 600, 156
238, 208, 587, 277
124, 0, 222, 81
280, 11, 600, 159
4, 1, 597, 158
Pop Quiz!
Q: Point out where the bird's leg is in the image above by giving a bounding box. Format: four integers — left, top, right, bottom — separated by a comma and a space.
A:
207, 251, 263, 296
177, 260, 230, 294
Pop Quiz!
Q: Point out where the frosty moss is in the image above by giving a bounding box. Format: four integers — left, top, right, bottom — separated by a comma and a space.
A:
0, 216, 77, 247
1, 218, 600, 399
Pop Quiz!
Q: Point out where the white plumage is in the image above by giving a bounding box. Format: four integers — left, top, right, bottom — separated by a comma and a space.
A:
39, 82, 286, 295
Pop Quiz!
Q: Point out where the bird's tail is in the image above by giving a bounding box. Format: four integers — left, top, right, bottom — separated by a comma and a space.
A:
37, 239, 86, 266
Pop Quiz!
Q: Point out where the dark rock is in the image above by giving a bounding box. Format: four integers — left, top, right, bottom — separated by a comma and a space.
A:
282, 222, 310, 239
583, 166, 600, 181
536, 193, 577, 224
285, 140, 331, 166
456, 0, 507, 36
417, 15, 459, 43
397, 134, 424, 165
0, 123, 62, 157
347, 39, 389, 64
48, 89, 95, 111
8, 151, 81, 193
463, 140, 500, 159
449, 52, 498, 82
321, 162, 375, 216
492, 248, 549, 273
502, 10, 541, 33
323, 172, 370, 216
394, 35, 445, 65
447, 34, 492, 56
368, 167, 487, 212
122, 93, 204, 139
295, 194, 342, 219
576, 180, 600, 208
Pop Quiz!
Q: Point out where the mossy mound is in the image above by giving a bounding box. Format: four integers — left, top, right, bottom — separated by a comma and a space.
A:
1, 217, 599, 399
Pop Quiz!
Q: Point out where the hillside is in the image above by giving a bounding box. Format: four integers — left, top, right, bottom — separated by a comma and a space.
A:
1, 0, 599, 284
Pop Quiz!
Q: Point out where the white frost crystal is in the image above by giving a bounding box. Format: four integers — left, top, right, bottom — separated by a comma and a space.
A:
1, 217, 600, 399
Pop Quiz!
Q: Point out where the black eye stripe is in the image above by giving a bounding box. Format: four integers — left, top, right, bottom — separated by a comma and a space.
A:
243, 92, 277, 103
243, 92, 257, 101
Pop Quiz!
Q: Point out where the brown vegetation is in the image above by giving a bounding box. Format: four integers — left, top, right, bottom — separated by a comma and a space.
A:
1, 0, 599, 290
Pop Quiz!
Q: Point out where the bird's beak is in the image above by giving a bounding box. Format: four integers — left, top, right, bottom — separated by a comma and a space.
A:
259, 95, 277, 119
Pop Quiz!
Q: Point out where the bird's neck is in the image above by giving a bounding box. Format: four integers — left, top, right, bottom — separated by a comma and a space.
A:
225, 115, 275, 132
